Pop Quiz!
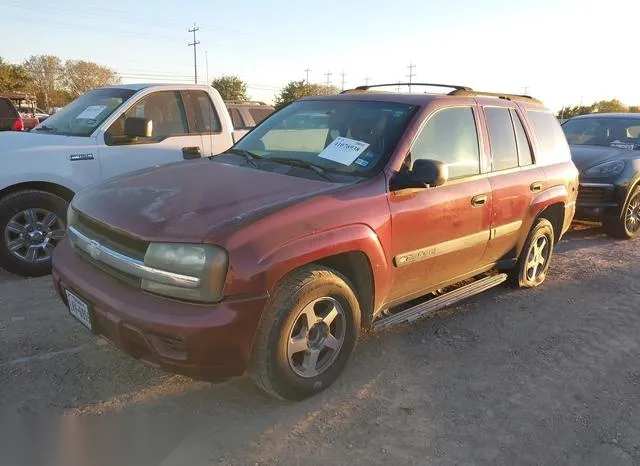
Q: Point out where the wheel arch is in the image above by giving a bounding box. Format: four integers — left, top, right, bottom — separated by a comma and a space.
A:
0, 181, 75, 203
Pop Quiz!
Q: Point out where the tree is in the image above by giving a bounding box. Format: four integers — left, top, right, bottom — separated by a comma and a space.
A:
557, 105, 595, 119
211, 75, 248, 101
629, 106, 640, 113
22, 55, 63, 109
0, 57, 29, 93
593, 99, 627, 113
274, 80, 340, 109
64, 60, 119, 97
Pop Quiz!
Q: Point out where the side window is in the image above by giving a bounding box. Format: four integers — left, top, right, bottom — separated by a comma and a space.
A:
248, 107, 274, 126
228, 108, 245, 129
484, 107, 518, 171
511, 109, 533, 166
183, 91, 221, 133
411, 107, 480, 179
105, 91, 188, 145
526, 110, 571, 164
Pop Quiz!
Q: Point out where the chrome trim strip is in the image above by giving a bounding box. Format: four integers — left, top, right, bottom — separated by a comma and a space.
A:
394, 230, 490, 267
579, 183, 615, 188
68, 226, 201, 289
491, 220, 523, 240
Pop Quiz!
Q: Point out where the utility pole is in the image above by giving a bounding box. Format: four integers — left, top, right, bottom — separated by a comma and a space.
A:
188, 23, 200, 84
304, 68, 311, 84
407, 63, 416, 93
325, 71, 332, 88
523, 85, 529, 95
205, 50, 209, 84
340, 71, 346, 91
364, 75, 371, 86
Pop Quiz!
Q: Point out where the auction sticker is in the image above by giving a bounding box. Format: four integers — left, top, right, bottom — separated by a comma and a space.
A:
318, 137, 370, 166
76, 105, 107, 120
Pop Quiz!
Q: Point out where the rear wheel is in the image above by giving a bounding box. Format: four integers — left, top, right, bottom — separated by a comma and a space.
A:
510, 218, 555, 288
250, 265, 361, 401
603, 187, 640, 239
0, 190, 68, 277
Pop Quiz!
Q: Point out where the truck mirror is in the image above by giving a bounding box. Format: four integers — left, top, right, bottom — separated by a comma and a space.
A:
124, 117, 152, 138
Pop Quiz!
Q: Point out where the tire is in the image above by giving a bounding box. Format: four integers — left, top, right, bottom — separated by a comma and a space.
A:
250, 265, 361, 401
510, 218, 555, 288
0, 190, 68, 277
603, 187, 640, 239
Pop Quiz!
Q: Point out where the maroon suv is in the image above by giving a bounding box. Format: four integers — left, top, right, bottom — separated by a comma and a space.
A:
52, 83, 578, 400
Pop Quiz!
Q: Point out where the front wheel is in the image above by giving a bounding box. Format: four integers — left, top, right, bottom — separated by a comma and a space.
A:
250, 265, 361, 401
0, 190, 68, 277
510, 218, 555, 288
603, 187, 640, 239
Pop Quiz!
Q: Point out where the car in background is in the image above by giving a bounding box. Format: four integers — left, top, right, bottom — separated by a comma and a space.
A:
0, 96, 26, 132
53, 82, 578, 400
562, 113, 640, 238
6, 93, 42, 130
226, 101, 275, 130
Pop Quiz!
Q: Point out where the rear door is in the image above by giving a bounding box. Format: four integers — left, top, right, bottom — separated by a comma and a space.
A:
481, 105, 546, 264
98, 90, 205, 180
388, 104, 492, 303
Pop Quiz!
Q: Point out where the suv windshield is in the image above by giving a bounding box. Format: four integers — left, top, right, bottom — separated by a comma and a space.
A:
232, 99, 417, 178
33, 88, 136, 137
562, 117, 640, 150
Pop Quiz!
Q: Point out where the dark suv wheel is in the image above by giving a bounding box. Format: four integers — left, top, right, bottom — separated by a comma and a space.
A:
603, 187, 640, 239
250, 265, 361, 401
0, 190, 68, 277
510, 218, 555, 288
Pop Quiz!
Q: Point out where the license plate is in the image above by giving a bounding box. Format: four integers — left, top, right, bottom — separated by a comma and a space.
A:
65, 290, 93, 331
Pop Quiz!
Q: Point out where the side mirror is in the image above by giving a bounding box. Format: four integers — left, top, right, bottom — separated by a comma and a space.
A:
124, 117, 152, 138
391, 159, 448, 190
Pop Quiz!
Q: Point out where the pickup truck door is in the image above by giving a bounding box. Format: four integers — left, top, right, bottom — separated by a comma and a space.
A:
97, 90, 206, 180
180, 90, 236, 157
388, 105, 492, 303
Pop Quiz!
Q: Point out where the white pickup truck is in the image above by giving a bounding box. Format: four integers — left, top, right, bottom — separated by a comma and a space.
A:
0, 83, 247, 277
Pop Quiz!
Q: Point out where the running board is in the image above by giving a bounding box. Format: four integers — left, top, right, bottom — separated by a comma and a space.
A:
374, 273, 508, 331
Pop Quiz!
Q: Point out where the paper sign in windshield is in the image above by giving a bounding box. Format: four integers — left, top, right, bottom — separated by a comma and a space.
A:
318, 137, 370, 166
76, 105, 107, 120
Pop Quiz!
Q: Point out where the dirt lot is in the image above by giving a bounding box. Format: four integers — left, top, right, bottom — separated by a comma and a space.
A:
1, 223, 640, 466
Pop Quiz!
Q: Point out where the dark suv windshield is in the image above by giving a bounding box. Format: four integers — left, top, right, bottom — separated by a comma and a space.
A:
231, 99, 417, 178
33, 88, 136, 137
562, 117, 640, 150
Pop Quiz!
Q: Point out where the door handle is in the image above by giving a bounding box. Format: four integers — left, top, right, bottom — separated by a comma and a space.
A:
530, 182, 543, 192
471, 194, 488, 207
182, 146, 202, 160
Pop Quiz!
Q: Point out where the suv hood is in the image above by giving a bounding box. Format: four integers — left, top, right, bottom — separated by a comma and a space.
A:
72, 159, 345, 243
569, 144, 637, 172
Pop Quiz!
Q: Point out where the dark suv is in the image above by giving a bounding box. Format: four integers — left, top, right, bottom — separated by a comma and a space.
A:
0, 97, 24, 131
563, 113, 640, 238
52, 83, 578, 400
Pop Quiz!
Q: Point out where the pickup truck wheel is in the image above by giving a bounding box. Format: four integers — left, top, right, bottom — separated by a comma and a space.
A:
0, 190, 68, 277
510, 218, 555, 288
603, 187, 640, 239
250, 265, 361, 401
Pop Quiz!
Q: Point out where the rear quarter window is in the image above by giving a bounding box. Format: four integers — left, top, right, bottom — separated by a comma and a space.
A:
0, 98, 18, 117
526, 110, 571, 165
248, 107, 274, 125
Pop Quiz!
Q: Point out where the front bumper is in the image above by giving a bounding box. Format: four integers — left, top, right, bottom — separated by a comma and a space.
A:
575, 182, 625, 220
52, 239, 267, 380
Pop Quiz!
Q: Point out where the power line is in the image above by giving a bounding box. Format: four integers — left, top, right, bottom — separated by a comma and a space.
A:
188, 24, 200, 84
304, 68, 311, 84
407, 63, 416, 93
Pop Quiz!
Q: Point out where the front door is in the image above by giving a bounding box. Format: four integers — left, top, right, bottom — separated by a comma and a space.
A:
97, 90, 205, 180
388, 105, 492, 303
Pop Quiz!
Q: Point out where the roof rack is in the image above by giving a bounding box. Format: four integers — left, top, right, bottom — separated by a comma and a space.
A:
224, 100, 268, 105
341, 82, 542, 105
344, 82, 472, 93
447, 89, 542, 105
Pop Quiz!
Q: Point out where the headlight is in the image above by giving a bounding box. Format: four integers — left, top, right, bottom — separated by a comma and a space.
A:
141, 243, 228, 303
584, 160, 625, 176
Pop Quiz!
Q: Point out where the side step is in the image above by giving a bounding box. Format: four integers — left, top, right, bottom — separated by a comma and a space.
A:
374, 273, 508, 331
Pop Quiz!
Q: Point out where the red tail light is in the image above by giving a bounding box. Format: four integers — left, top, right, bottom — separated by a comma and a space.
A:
11, 118, 24, 131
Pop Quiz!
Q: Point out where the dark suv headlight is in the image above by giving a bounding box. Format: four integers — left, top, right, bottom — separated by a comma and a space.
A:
584, 160, 625, 176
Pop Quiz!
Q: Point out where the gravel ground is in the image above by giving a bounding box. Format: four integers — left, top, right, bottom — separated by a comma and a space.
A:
1, 223, 640, 466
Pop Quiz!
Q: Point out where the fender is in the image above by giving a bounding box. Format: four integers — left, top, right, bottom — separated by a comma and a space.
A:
259, 223, 390, 312
0, 174, 81, 199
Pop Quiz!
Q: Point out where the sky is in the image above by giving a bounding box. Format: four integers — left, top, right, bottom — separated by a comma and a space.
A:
2, 0, 639, 111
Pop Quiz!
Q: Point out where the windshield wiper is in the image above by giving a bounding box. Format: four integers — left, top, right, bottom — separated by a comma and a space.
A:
34, 125, 56, 132
267, 157, 333, 181
217, 148, 262, 167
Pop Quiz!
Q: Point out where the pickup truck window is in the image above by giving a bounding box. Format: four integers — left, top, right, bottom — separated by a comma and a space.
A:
31, 88, 135, 137
411, 107, 480, 179
182, 90, 222, 133
104, 91, 189, 145
232, 99, 416, 178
